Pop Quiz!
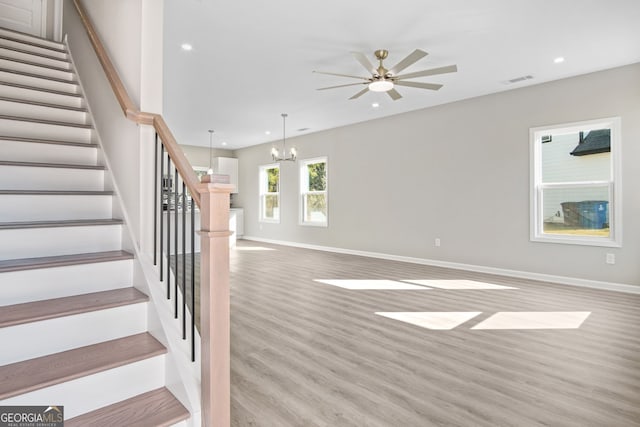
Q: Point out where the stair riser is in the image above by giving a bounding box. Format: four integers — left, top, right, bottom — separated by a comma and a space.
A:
0, 140, 97, 164
0, 356, 166, 419
0, 83, 83, 108
0, 303, 147, 365
0, 58, 75, 81
0, 29, 64, 51
0, 194, 112, 221
0, 225, 122, 258
0, 47, 71, 70
0, 99, 87, 125
0, 118, 92, 144
0, 260, 132, 305
0, 165, 104, 191
0, 70, 79, 94
0, 38, 68, 61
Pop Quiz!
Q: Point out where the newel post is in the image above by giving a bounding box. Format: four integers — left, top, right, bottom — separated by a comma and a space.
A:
198, 177, 234, 427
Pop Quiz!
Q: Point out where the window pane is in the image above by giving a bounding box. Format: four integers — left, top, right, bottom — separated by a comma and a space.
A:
307, 162, 326, 191
541, 130, 610, 183
264, 194, 279, 220
542, 187, 609, 237
304, 194, 326, 222
267, 167, 279, 192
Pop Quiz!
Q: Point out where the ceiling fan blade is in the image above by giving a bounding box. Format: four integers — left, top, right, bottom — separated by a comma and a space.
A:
351, 51, 376, 74
395, 64, 458, 80
349, 87, 369, 100
313, 70, 369, 80
389, 49, 428, 75
394, 81, 443, 91
387, 88, 402, 101
317, 82, 368, 91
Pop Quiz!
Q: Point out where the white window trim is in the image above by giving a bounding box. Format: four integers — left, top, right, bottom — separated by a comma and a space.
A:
259, 163, 280, 224
529, 117, 622, 247
299, 157, 328, 227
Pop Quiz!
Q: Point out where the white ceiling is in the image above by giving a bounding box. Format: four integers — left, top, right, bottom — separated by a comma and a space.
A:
163, 0, 640, 149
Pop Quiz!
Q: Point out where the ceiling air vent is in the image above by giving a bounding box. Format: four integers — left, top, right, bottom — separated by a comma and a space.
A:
504, 75, 534, 85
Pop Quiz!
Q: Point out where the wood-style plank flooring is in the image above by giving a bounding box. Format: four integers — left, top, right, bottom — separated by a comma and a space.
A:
229, 240, 640, 427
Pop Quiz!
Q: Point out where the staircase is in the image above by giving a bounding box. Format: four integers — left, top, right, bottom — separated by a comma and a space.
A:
0, 28, 190, 425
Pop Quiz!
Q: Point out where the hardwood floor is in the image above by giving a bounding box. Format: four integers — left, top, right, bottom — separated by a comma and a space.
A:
228, 241, 640, 426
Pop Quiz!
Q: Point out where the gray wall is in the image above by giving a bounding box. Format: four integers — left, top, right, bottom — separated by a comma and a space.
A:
235, 63, 640, 286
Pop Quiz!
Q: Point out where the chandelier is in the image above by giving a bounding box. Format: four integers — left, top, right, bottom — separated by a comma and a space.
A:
271, 113, 296, 162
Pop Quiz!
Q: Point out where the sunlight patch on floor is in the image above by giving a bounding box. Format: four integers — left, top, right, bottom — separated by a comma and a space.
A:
403, 279, 517, 290
375, 312, 482, 330
471, 312, 591, 330
314, 279, 431, 290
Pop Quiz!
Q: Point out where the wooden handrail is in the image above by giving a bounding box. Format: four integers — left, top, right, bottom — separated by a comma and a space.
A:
72, 0, 201, 207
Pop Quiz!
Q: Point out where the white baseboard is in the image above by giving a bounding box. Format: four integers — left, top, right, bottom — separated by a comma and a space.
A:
242, 236, 640, 294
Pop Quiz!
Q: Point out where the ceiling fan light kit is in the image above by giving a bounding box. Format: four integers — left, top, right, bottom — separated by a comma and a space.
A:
314, 48, 457, 100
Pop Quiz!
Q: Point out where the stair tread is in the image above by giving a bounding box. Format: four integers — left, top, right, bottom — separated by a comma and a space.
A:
0, 160, 104, 170
0, 28, 65, 50
0, 34, 67, 54
0, 54, 72, 73
0, 135, 97, 148
0, 67, 77, 85
0, 95, 87, 112
0, 189, 113, 195
0, 113, 92, 129
0, 218, 123, 230
0, 44, 70, 64
0, 333, 166, 400
0, 81, 82, 97
66, 387, 189, 427
0, 250, 133, 273
0, 287, 148, 328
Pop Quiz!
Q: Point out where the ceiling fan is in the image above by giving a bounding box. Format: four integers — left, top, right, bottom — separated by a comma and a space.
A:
313, 49, 457, 100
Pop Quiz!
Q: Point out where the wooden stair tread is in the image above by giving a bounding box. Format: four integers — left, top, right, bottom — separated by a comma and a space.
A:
0, 250, 133, 273
0, 44, 70, 63
0, 114, 92, 129
0, 333, 166, 400
65, 387, 189, 427
0, 34, 67, 54
0, 287, 148, 328
0, 135, 96, 148
0, 219, 122, 230
0, 81, 82, 97
0, 189, 113, 195
0, 67, 77, 84
0, 160, 104, 170
0, 95, 87, 112
0, 54, 72, 73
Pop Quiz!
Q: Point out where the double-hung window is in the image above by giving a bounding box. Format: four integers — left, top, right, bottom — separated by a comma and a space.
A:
300, 157, 328, 226
530, 117, 621, 246
259, 164, 280, 223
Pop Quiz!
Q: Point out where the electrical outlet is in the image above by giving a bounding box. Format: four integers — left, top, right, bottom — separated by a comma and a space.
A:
606, 253, 615, 265
435, 238, 441, 247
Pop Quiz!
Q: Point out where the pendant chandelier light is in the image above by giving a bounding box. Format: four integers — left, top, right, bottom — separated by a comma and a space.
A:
271, 113, 297, 162
207, 129, 214, 175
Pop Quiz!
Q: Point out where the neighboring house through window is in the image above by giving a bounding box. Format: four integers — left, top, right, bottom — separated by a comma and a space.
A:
300, 157, 328, 226
259, 164, 280, 223
530, 117, 621, 246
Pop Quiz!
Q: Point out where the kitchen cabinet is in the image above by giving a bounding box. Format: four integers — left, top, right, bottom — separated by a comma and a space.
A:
212, 157, 238, 193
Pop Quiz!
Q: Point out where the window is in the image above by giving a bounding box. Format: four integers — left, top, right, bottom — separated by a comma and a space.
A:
259, 164, 280, 223
530, 117, 621, 246
300, 157, 328, 226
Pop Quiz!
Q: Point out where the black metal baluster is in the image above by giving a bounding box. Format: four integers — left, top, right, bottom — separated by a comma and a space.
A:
166, 154, 172, 299
174, 167, 179, 318
182, 182, 187, 340
153, 133, 158, 266
191, 196, 196, 362
159, 144, 165, 281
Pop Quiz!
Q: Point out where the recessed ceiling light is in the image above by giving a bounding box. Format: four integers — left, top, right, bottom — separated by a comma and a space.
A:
181, 43, 193, 51
554, 57, 565, 64
265, 131, 271, 135
221, 141, 227, 146
372, 102, 380, 108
